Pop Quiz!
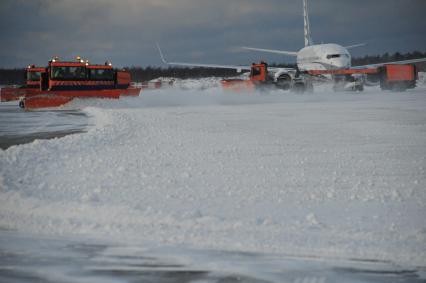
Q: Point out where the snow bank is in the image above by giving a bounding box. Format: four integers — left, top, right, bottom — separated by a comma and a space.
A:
1, 81, 426, 267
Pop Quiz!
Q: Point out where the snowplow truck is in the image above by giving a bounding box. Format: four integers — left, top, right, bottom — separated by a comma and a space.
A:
0, 65, 46, 102
308, 64, 418, 92
377, 64, 417, 91
221, 62, 304, 92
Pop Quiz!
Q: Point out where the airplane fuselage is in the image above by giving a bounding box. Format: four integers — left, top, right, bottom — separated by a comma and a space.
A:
297, 43, 351, 71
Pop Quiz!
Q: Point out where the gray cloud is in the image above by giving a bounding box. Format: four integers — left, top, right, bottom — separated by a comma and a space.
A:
0, 0, 425, 68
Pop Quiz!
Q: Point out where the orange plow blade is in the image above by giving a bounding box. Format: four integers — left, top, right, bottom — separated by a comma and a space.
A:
221, 79, 255, 92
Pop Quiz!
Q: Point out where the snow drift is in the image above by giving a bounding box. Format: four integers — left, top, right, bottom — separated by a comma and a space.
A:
1, 80, 426, 268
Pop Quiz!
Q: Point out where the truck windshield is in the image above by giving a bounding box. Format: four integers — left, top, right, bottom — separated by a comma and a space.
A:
89, 69, 114, 80
51, 66, 87, 80
27, 71, 41, 81
251, 67, 261, 76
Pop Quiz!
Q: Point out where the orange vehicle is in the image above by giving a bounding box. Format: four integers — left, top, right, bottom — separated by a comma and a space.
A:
0, 65, 46, 102
221, 62, 271, 92
308, 64, 418, 91
26, 65, 46, 88
378, 64, 417, 91
12, 57, 141, 109
221, 61, 418, 93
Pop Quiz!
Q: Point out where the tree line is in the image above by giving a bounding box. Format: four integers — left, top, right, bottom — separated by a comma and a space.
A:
351, 51, 426, 66
1, 51, 425, 85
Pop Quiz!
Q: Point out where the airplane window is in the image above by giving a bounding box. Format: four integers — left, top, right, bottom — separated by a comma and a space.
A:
326, 54, 341, 59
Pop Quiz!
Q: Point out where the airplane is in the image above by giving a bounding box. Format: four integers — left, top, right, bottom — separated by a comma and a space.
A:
158, 0, 426, 92
241, 0, 363, 72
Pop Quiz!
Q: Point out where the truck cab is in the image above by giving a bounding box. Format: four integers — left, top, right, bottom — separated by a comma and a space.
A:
250, 62, 269, 82
42, 57, 123, 91
26, 65, 46, 88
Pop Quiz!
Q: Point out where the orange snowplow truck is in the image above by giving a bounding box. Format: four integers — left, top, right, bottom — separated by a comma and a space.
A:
26, 65, 46, 88
1, 57, 140, 108
250, 62, 270, 82
221, 62, 418, 93
221, 62, 271, 91
20, 58, 140, 109
378, 64, 417, 91
0, 65, 46, 101
308, 64, 418, 92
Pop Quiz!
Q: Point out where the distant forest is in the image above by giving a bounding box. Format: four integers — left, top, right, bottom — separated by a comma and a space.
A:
1, 51, 425, 85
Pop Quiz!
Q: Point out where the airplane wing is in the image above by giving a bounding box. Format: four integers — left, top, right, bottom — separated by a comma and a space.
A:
344, 43, 366, 49
241, 46, 298, 56
353, 57, 426, 69
157, 44, 251, 72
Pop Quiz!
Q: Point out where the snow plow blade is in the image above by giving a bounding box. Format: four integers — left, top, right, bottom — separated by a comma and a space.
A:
20, 89, 141, 110
20, 94, 75, 109
221, 79, 255, 92
21, 87, 141, 109
1, 87, 40, 102
119, 87, 141, 97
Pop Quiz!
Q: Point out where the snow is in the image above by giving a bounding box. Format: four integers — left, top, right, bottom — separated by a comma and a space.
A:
1, 79, 426, 269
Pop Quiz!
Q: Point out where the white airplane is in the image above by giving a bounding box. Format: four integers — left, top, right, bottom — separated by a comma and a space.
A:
158, 0, 426, 90
242, 0, 426, 71
241, 0, 362, 72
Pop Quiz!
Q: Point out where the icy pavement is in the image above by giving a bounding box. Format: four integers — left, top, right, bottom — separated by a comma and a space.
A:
0, 101, 88, 149
1, 81, 426, 281
1, 231, 424, 283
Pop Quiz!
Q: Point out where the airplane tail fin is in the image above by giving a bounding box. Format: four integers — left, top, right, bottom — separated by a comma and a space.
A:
156, 43, 168, 64
303, 0, 313, 47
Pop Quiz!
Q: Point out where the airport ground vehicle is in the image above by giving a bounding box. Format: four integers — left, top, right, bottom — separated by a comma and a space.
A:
0, 57, 141, 109
221, 62, 418, 93
158, 0, 425, 93
0, 65, 46, 102
221, 62, 305, 92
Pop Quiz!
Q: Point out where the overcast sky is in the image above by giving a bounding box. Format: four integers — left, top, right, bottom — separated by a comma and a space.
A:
0, 0, 425, 68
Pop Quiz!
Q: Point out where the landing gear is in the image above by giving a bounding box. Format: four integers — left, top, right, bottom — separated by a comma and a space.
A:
355, 84, 364, 92
292, 82, 306, 93
306, 80, 314, 93
291, 80, 313, 93
290, 75, 313, 94
276, 74, 292, 90
333, 74, 364, 92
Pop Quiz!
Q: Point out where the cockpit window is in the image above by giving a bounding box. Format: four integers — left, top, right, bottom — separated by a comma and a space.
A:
327, 54, 341, 59
327, 54, 349, 59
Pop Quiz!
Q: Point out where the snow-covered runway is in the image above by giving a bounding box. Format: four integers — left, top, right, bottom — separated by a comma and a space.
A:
1, 83, 425, 273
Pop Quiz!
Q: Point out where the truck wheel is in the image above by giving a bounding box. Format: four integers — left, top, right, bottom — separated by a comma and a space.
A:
276, 74, 292, 90
391, 82, 407, 92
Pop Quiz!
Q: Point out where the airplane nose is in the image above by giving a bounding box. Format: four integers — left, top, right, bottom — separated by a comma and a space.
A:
337, 59, 349, 68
